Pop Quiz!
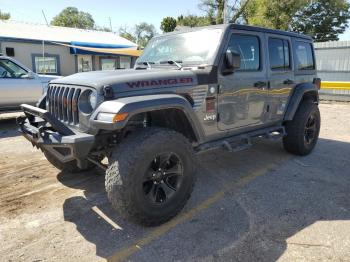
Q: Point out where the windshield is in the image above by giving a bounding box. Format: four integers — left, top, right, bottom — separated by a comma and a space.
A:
138, 28, 223, 66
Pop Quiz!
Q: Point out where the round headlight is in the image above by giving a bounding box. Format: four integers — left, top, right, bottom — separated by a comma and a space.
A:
88, 91, 98, 109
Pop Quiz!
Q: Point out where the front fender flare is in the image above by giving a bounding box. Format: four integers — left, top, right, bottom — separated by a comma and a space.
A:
90, 94, 205, 142
284, 83, 319, 121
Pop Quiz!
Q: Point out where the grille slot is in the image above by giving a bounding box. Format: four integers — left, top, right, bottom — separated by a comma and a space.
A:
47, 85, 82, 125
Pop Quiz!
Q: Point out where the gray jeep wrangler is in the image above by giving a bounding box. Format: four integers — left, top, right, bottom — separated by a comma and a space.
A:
18, 24, 321, 226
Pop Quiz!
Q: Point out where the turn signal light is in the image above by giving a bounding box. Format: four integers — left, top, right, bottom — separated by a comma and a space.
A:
112, 112, 128, 123
96, 112, 129, 123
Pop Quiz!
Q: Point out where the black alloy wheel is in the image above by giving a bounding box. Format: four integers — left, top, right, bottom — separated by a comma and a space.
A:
304, 113, 317, 145
143, 152, 183, 204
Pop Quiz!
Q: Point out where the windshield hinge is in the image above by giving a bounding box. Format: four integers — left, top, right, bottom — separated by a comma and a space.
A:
103, 85, 114, 99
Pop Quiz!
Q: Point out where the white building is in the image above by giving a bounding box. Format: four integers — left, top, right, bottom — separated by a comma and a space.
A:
314, 41, 350, 82
0, 21, 139, 76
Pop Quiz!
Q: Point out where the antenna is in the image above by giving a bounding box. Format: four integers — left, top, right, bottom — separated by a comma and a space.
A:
42, 10, 49, 26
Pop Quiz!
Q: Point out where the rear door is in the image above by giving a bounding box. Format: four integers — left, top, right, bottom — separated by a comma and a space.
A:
0, 58, 42, 108
217, 30, 269, 131
266, 34, 294, 122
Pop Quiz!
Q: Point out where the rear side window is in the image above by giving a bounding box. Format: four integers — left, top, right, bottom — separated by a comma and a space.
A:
268, 38, 290, 70
228, 34, 260, 71
295, 41, 315, 70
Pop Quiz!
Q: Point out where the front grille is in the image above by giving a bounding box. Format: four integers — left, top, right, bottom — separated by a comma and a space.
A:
46, 85, 81, 125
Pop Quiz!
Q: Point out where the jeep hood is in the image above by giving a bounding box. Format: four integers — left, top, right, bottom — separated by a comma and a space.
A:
50, 69, 199, 94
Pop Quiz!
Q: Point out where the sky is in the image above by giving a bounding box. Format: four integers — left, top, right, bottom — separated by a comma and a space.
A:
0, 0, 201, 31
1, 0, 350, 40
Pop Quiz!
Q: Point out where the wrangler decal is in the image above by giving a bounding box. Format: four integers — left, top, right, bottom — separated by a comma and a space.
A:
126, 77, 193, 88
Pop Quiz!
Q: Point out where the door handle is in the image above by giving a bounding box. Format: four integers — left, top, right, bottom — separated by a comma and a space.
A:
254, 81, 267, 88
283, 79, 294, 85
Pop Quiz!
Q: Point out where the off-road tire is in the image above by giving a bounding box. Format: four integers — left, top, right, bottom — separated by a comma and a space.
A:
283, 100, 320, 156
105, 128, 195, 226
44, 150, 94, 173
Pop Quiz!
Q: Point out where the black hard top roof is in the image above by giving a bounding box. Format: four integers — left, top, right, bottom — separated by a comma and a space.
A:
161, 23, 312, 41
230, 24, 312, 40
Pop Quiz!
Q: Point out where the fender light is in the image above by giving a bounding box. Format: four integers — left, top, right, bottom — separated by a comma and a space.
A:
96, 112, 128, 123
313, 78, 321, 90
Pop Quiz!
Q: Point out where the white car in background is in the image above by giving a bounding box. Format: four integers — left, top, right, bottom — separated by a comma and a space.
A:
0, 55, 60, 112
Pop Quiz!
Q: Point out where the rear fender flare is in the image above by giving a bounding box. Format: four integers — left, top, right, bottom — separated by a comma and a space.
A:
284, 83, 319, 121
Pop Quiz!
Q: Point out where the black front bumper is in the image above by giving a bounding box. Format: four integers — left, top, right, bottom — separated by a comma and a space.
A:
18, 104, 95, 164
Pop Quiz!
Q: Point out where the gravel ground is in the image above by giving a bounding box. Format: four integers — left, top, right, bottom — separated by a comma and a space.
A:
0, 102, 349, 262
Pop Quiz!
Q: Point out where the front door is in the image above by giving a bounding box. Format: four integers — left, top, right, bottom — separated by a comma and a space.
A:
218, 31, 269, 131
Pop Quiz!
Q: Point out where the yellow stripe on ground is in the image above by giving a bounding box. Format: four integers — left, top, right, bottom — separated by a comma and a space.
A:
107, 161, 286, 262
321, 81, 350, 90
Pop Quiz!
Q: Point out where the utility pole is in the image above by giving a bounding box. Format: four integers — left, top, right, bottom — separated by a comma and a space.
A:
41, 10, 48, 74
223, 0, 229, 24
109, 17, 113, 32
42, 40, 46, 75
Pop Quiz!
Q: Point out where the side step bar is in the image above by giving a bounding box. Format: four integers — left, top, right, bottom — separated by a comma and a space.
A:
195, 126, 286, 154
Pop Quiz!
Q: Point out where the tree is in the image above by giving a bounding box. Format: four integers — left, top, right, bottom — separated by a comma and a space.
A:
95, 26, 112, 32
118, 23, 156, 47
51, 7, 95, 29
290, 0, 350, 42
134, 22, 156, 47
177, 14, 211, 27
118, 25, 137, 42
0, 10, 10, 20
160, 17, 177, 33
243, 0, 307, 30
199, 0, 224, 24
199, 0, 251, 24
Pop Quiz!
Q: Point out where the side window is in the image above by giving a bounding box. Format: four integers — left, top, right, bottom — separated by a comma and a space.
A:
0, 59, 27, 78
228, 34, 260, 71
268, 38, 291, 70
295, 41, 315, 70
0, 61, 9, 78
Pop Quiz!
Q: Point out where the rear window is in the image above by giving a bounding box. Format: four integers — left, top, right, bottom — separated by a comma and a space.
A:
268, 38, 290, 70
295, 41, 315, 70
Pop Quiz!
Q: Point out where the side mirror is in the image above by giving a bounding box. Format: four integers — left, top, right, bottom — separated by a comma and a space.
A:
22, 71, 36, 79
223, 49, 241, 75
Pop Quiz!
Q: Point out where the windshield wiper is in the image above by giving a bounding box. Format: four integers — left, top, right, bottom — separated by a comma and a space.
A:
136, 61, 155, 69
159, 60, 183, 69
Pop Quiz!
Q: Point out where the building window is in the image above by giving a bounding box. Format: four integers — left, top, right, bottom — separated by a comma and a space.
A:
101, 58, 117, 70
227, 34, 260, 71
120, 56, 131, 69
77, 55, 92, 72
34, 56, 58, 74
5, 47, 15, 57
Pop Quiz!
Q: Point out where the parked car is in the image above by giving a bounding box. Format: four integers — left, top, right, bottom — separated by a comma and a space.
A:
0, 55, 60, 112
18, 24, 321, 226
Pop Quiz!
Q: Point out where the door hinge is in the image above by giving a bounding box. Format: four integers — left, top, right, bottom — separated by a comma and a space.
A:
217, 84, 222, 94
